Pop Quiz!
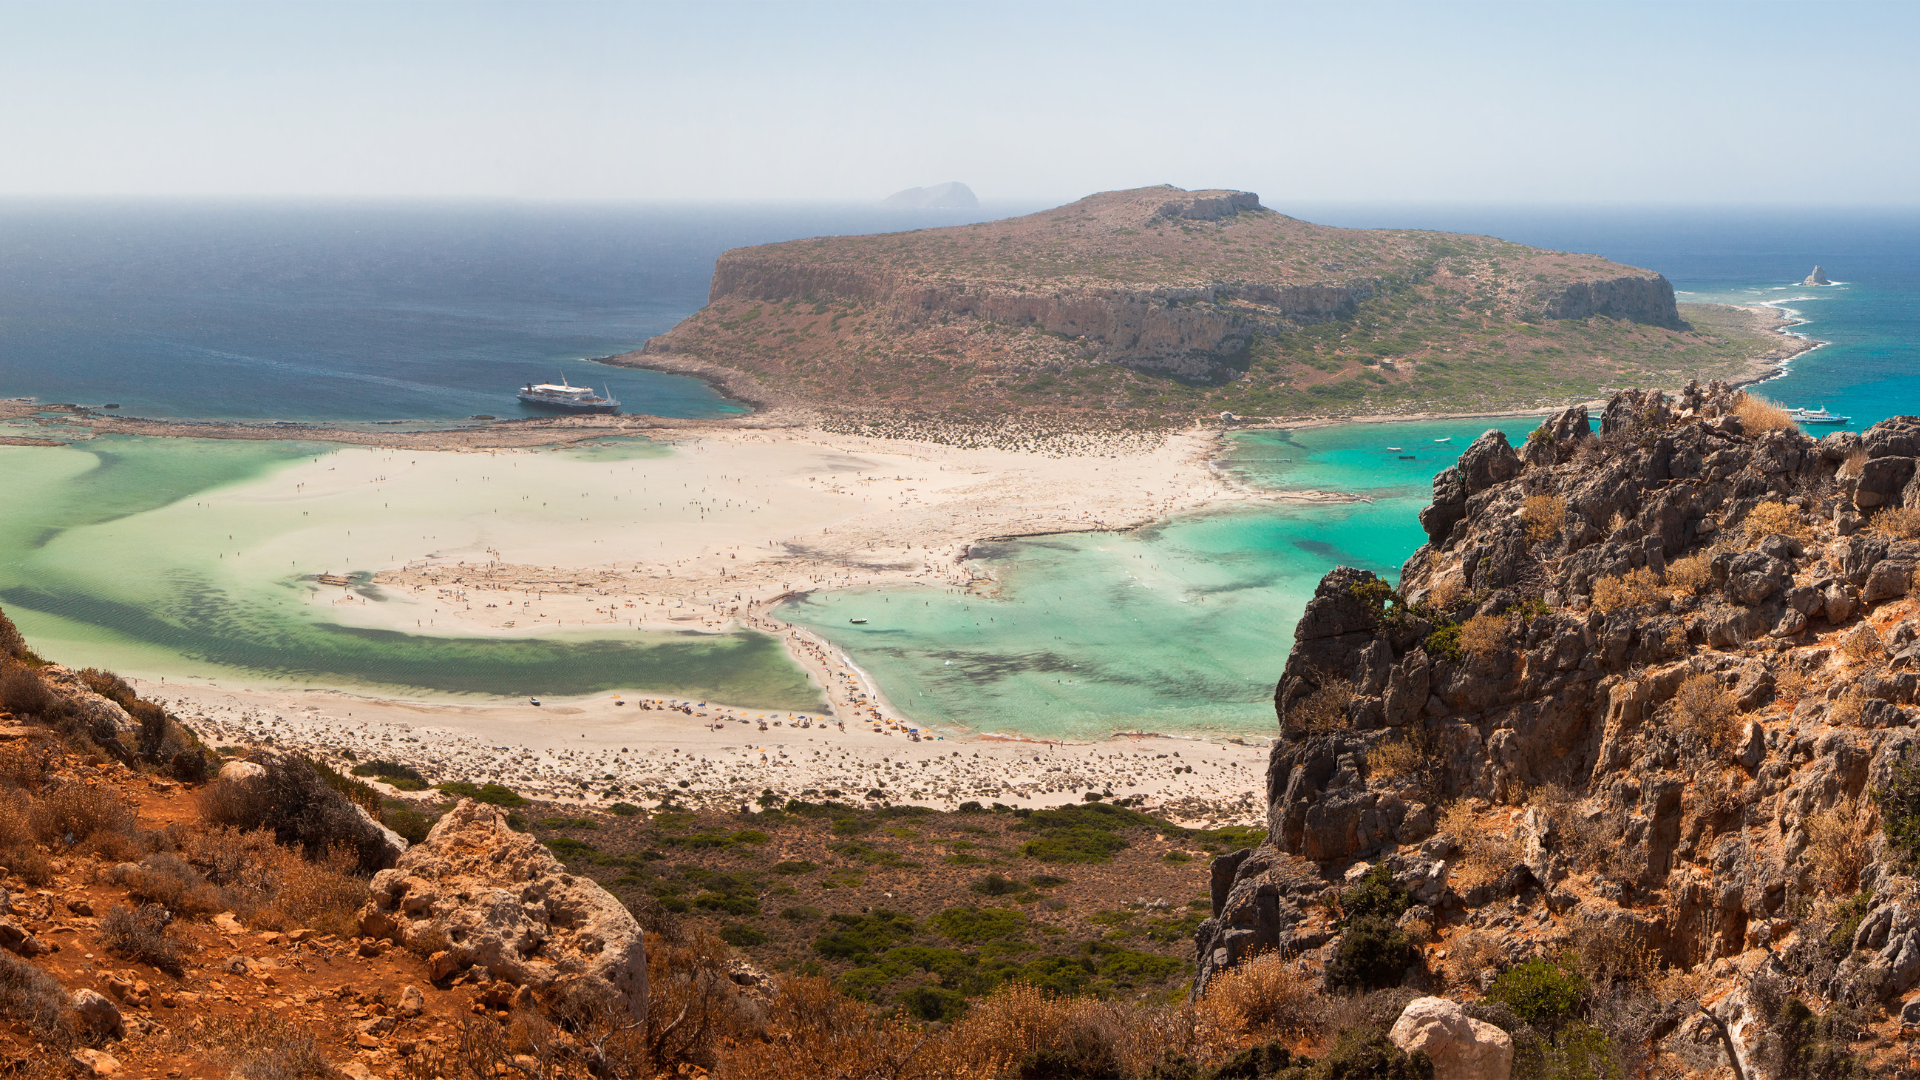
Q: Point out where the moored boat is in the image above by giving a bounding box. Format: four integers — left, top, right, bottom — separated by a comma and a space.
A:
1787, 406, 1851, 425
517, 375, 619, 413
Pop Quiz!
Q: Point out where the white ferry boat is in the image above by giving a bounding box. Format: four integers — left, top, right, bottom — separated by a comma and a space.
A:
1786, 406, 1850, 425
517, 376, 619, 413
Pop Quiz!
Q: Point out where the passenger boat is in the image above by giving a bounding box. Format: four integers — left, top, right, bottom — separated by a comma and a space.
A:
1786, 406, 1851, 425
849, 618, 868, 624
517, 376, 619, 413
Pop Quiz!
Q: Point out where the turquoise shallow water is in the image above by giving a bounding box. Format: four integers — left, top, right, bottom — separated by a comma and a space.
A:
0, 437, 823, 709
780, 417, 1539, 740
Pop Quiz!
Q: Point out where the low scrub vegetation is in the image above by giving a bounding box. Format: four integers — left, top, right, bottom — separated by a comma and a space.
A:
1590, 566, 1663, 613
1867, 505, 1920, 541
1733, 391, 1798, 434
1285, 677, 1356, 734
1520, 494, 1567, 544
1667, 673, 1740, 752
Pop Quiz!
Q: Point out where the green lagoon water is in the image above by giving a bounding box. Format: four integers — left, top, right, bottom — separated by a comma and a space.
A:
780, 417, 1540, 740
0, 437, 822, 709
0, 418, 1542, 735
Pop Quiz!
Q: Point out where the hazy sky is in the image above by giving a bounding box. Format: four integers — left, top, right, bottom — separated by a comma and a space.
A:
4, 1, 1914, 206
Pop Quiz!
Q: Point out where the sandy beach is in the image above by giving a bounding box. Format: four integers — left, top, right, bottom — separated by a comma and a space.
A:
137, 676, 1271, 825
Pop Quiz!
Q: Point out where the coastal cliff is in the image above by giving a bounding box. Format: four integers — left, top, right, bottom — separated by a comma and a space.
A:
1199, 383, 1920, 1075
629, 187, 1783, 426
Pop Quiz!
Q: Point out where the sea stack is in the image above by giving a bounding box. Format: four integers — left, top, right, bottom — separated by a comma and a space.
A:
1802, 264, 1831, 285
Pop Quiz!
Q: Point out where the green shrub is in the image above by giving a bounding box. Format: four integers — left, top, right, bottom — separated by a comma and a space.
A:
780, 906, 822, 922
1425, 622, 1463, 662
1487, 957, 1586, 1027
814, 910, 917, 963
972, 873, 1023, 896
772, 859, 818, 875
898, 985, 969, 1022
382, 808, 437, 845
349, 760, 427, 789
436, 780, 527, 807
718, 924, 769, 947
1341, 864, 1411, 923
1029, 875, 1070, 889
608, 802, 641, 816
1874, 745, 1920, 866
543, 836, 599, 858
1310, 1027, 1433, 1079
1326, 916, 1415, 992
932, 906, 1026, 944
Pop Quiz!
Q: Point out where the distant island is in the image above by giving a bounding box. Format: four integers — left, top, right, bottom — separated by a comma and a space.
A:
882, 181, 978, 209
628, 184, 1807, 426
1802, 264, 1833, 285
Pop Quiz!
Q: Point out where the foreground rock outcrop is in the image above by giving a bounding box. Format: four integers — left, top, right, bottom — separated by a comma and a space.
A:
361, 799, 649, 1022
1199, 382, 1920, 1075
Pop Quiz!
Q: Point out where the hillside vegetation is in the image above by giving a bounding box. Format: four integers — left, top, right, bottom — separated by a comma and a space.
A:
633, 186, 1791, 427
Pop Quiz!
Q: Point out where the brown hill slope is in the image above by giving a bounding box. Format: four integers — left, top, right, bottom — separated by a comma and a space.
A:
629, 187, 1792, 426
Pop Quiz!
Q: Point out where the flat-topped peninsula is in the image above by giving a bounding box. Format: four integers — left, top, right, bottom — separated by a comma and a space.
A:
629, 185, 1804, 426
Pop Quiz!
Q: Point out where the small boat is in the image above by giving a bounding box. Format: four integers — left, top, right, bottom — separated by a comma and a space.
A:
849, 618, 868, 624
529, 697, 541, 706
1434, 437, 1452, 444
1398, 455, 1417, 460
1787, 406, 1851, 425
1385, 446, 1402, 451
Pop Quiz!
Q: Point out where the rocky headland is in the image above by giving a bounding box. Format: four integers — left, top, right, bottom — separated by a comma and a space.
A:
1199, 382, 1920, 1076
630, 186, 1796, 429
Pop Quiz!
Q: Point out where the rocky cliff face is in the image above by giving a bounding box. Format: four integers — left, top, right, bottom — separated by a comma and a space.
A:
1199, 383, 1920, 1076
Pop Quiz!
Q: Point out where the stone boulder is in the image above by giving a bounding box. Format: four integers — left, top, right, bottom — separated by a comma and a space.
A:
31, 666, 143, 763
71, 989, 124, 1040
360, 800, 647, 1022
1388, 996, 1512, 1080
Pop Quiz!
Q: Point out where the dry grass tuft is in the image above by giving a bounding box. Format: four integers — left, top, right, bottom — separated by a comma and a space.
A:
1866, 506, 1920, 540
100, 903, 187, 977
1569, 919, 1661, 989
185, 1013, 338, 1080
1424, 576, 1465, 613
1839, 623, 1885, 663
1606, 510, 1631, 536
1774, 664, 1809, 703
1829, 686, 1869, 727
1437, 801, 1519, 888
1668, 674, 1740, 752
0, 950, 76, 1046
722, 976, 997, 1080
1734, 392, 1798, 434
1743, 501, 1813, 543
1591, 566, 1663, 613
1520, 494, 1567, 544
1806, 797, 1874, 895
1458, 614, 1507, 657
29, 782, 137, 852
1366, 736, 1423, 781
1664, 553, 1713, 597
1199, 951, 1323, 1042
1443, 931, 1506, 987
1284, 678, 1356, 736
1839, 447, 1870, 480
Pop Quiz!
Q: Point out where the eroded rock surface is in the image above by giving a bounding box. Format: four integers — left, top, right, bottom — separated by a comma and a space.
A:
1198, 383, 1920, 1074
361, 799, 648, 1022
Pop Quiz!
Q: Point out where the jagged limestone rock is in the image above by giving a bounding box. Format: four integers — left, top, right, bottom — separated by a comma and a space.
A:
361, 799, 647, 1022
1197, 382, 1920, 1007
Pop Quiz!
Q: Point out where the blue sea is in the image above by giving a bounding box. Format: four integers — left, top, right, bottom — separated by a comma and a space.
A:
3, 202, 1914, 736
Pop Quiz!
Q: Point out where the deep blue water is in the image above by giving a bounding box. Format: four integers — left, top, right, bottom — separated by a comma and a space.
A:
1290, 204, 1920, 429
0, 202, 1027, 422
